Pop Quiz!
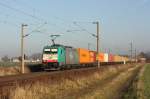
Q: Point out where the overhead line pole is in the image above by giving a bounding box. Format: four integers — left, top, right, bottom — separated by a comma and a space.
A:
88, 43, 90, 50
73, 21, 101, 68
93, 21, 100, 68
135, 49, 137, 63
130, 42, 133, 63
21, 24, 28, 74
97, 22, 100, 68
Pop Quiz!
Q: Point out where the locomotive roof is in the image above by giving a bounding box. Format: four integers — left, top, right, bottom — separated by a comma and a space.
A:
43, 44, 65, 49
44, 44, 73, 49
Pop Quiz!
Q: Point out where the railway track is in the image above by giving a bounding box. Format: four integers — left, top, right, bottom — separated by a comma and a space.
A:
0, 64, 138, 98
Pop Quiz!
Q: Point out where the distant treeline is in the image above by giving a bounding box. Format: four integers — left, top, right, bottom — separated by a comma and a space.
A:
1, 53, 42, 62
138, 52, 150, 62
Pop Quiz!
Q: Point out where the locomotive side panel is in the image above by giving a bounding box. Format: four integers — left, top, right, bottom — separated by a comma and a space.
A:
57, 47, 66, 65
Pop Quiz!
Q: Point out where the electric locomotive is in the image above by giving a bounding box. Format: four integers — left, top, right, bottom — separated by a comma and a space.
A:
42, 44, 79, 70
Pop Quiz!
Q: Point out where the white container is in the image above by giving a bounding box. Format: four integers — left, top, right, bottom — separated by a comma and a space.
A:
104, 53, 109, 62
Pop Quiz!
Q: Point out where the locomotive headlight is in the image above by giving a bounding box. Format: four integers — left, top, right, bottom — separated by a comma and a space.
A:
44, 49, 51, 51
51, 49, 57, 52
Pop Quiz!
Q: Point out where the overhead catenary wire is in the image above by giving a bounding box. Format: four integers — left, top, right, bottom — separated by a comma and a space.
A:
0, 1, 65, 37
0, 8, 45, 28
0, 1, 45, 22
73, 22, 97, 37
0, 19, 19, 27
0, 1, 99, 57
0, 1, 96, 49
0, 0, 71, 35
11, 0, 37, 12
1, 0, 92, 39
1, 0, 98, 35
0, 9, 48, 36
27, 22, 48, 35
53, 17, 97, 49
0, 11, 29, 27
51, 16, 94, 35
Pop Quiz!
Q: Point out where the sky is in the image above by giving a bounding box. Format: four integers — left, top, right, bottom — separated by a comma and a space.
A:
0, 0, 149, 57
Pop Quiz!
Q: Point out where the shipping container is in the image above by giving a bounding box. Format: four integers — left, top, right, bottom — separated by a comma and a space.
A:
109, 54, 114, 62
98, 53, 105, 62
65, 47, 79, 65
121, 56, 129, 62
104, 53, 109, 62
89, 51, 96, 63
125, 57, 129, 61
77, 48, 90, 63
114, 55, 129, 63
114, 55, 122, 62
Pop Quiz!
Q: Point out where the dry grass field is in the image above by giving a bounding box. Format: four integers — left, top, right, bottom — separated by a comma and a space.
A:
0, 62, 30, 76
8, 64, 142, 99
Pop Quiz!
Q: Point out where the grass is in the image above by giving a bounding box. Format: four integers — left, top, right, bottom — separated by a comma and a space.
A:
8, 64, 140, 99
121, 64, 150, 99
120, 65, 141, 99
0, 62, 43, 76
80, 65, 141, 99
0, 62, 31, 76
0, 62, 41, 67
141, 64, 150, 99
0, 62, 20, 67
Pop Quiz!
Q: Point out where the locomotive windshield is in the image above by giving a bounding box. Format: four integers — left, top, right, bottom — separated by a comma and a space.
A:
44, 48, 58, 54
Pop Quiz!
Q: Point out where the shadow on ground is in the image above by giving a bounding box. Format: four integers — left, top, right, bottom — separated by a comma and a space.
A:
26, 63, 44, 72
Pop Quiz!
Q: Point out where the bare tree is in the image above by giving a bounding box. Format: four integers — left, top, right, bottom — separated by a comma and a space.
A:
1, 55, 10, 62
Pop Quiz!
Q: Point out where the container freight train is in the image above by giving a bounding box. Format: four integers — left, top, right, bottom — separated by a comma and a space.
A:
42, 44, 129, 70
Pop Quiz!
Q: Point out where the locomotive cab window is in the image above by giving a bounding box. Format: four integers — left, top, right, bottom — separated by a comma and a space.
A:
50, 49, 58, 54
43, 48, 58, 54
44, 49, 51, 54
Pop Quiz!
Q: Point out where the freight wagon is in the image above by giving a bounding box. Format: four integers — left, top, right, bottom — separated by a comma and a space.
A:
42, 44, 129, 70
